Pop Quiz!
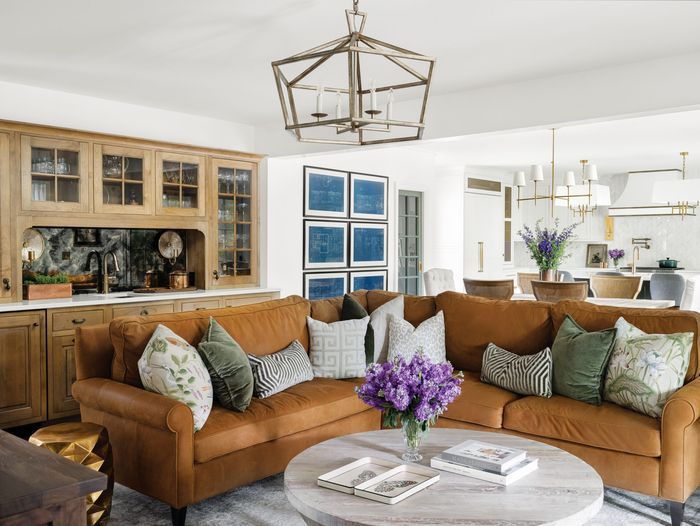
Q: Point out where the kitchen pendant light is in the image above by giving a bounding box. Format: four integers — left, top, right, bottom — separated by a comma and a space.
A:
652, 152, 700, 219
554, 160, 611, 222
271, 0, 436, 146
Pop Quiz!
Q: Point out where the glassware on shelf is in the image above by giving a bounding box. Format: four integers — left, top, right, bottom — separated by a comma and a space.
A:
103, 155, 122, 179
236, 170, 251, 195
182, 163, 198, 185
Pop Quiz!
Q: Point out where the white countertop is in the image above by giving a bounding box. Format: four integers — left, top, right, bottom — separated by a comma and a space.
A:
0, 287, 280, 313
512, 293, 675, 309
516, 267, 700, 281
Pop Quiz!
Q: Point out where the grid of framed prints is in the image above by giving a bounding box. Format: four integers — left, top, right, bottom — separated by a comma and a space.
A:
303, 166, 389, 300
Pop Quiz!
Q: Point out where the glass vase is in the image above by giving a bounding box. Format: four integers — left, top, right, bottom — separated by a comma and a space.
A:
401, 418, 425, 462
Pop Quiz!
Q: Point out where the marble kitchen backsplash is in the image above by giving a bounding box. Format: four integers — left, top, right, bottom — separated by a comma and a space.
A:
29, 227, 188, 290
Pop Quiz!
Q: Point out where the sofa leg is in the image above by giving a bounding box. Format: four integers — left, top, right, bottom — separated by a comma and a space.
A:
171, 506, 187, 526
668, 500, 684, 526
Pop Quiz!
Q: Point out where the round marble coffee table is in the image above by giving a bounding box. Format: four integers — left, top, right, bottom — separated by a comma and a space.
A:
284, 429, 603, 526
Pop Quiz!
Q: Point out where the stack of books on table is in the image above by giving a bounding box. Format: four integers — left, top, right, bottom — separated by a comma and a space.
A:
430, 439, 538, 486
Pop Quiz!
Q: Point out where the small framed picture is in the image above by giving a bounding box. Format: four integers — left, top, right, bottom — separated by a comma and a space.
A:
350, 222, 388, 267
74, 228, 100, 246
350, 270, 388, 292
304, 220, 348, 270
350, 172, 388, 221
304, 166, 349, 218
586, 243, 608, 267
303, 272, 348, 300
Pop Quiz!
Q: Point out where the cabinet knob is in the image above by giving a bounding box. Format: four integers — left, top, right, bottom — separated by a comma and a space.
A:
32, 322, 39, 327
196, 307, 206, 311
72, 318, 86, 325
213, 270, 219, 281
140, 309, 150, 316
2, 278, 10, 291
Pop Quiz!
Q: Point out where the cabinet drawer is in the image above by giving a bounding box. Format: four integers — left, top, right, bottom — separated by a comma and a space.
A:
51, 309, 105, 332
112, 302, 175, 319
180, 299, 222, 312
224, 294, 276, 308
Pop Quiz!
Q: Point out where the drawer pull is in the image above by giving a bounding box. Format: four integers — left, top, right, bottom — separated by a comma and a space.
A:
2, 278, 10, 291
140, 309, 150, 316
72, 318, 86, 325
196, 307, 206, 311
32, 322, 39, 327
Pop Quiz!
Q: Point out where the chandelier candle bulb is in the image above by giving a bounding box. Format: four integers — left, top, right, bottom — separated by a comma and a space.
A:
335, 91, 342, 119
386, 88, 394, 120
370, 80, 377, 111
316, 86, 324, 115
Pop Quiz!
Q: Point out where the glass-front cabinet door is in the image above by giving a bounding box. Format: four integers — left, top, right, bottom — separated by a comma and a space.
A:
94, 144, 153, 215
211, 158, 257, 286
0, 133, 10, 300
20, 135, 89, 212
155, 152, 206, 216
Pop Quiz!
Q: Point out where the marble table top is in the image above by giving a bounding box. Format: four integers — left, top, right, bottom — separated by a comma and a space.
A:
511, 293, 675, 309
284, 429, 603, 526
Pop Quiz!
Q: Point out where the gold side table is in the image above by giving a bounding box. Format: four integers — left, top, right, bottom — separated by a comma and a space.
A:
30, 422, 114, 526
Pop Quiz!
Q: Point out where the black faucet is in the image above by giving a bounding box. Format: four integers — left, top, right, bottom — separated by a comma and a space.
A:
84, 250, 104, 293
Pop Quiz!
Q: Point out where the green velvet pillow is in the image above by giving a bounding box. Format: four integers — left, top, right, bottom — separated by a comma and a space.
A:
197, 318, 254, 412
552, 315, 617, 405
342, 294, 374, 365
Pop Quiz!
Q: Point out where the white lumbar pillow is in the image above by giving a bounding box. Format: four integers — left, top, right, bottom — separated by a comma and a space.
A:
138, 324, 213, 432
387, 310, 447, 364
369, 295, 404, 363
307, 316, 370, 379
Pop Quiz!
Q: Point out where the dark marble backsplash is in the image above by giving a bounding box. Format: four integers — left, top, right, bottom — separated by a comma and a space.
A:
29, 228, 188, 291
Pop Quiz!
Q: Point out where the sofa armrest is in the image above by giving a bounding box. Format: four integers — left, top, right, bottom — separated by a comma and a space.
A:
660, 377, 700, 501
72, 377, 194, 433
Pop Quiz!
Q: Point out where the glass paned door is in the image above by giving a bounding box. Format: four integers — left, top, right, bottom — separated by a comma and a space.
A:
94, 145, 152, 214
398, 190, 423, 295
155, 152, 205, 216
212, 159, 257, 286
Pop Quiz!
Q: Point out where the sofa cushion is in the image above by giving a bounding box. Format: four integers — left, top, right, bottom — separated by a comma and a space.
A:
436, 291, 553, 373
388, 311, 446, 364
442, 372, 521, 428
551, 300, 700, 383
248, 340, 314, 398
481, 343, 553, 398
111, 296, 310, 387
341, 294, 374, 365
503, 394, 661, 457
194, 377, 369, 463
310, 290, 368, 323
366, 290, 436, 327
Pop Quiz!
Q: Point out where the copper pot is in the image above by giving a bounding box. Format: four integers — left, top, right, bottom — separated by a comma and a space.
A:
169, 270, 189, 289
144, 270, 157, 289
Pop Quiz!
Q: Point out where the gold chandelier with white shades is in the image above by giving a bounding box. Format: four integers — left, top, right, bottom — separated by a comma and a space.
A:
271, 0, 436, 146
652, 152, 700, 219
513, 128, 610, 220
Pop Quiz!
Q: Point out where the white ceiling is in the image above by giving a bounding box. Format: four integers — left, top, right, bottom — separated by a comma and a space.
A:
2, 1, 700, 126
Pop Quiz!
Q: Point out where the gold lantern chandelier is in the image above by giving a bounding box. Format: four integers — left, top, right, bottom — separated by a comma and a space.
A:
271, 0, 436, 146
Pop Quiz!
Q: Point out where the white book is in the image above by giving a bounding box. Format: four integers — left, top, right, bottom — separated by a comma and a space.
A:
430, 455, 538, 486
440, 439, 527, 473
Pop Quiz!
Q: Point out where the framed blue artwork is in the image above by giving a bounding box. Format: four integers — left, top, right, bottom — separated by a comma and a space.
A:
350, 270, 388, 292
350, 172, 388, 221
350, 222, 388, 267
304, 166, 349, 218
304, 272, 348, 300
304, 220, 348, 269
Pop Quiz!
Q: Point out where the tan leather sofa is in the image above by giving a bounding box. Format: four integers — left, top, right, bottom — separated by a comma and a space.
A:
73, 290, 700, 526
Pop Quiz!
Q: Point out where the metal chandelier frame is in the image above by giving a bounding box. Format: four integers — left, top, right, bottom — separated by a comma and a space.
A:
271, 0, 436, 146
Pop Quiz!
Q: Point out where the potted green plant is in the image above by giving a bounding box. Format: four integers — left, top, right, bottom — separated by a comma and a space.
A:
23, 273, 72, 300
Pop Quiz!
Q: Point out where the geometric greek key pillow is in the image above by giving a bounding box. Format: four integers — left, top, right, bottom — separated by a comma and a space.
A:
603, 317, 693, 418
307, 316, 370, 379
480, 343, 553, 398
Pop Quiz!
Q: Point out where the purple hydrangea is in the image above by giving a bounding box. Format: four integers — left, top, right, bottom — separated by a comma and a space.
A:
608, 248, 625, 264
355, 353, 463, 428
518, 219, 577, 271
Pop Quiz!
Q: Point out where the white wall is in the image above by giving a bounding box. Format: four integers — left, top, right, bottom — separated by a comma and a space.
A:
0, 80, 255, 152
266, 148, 464, 297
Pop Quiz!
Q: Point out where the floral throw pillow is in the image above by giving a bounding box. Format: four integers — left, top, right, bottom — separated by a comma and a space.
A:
138, 324, 213, 431
603, 317, 693, 418
387, 310, 446, 364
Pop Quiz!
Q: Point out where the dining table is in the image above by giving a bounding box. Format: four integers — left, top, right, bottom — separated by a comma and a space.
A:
511, 293, 675, 309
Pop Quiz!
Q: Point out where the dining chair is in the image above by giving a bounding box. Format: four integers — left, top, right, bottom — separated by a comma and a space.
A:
590, 275, 643, 299
595, 271, 624, 276
531, 280, 588, 302
517, 272, 540, 294
680, 276, 700, 312
557, 270, 574, 282
463, 278, 514, 300
650, 273, 686, 307
423, 268, 456, 296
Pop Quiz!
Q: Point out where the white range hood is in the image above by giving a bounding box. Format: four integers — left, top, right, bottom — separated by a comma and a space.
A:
608, 169, 696, 217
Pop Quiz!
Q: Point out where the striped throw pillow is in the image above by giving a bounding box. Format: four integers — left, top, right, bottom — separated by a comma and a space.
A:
480, 343, 553, 397
247, 340, 314, 398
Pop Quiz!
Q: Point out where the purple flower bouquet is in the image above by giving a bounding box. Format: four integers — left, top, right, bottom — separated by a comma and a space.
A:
518, 219, 577, 278
356, 353, 463, 461
609, 248, 625, 267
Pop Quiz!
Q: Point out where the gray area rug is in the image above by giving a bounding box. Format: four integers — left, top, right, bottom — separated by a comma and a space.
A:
110, 475, 700, 525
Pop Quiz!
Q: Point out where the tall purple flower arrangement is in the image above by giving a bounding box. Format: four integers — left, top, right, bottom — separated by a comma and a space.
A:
609, 248, 625, 266
518, 219, 577, 271
356, 353, 463, 431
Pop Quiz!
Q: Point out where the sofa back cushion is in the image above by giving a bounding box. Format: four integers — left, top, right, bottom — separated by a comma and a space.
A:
551, 300, 700, 383
111, 295, 310, 387
436, 291, 552, 373
309, 290, 368, 323
366, 290, 436, 327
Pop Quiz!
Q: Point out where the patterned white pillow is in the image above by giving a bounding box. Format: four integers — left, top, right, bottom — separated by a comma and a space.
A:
307, 316, 370, 379
603, 317, 693, 418
369, 295, 404, 363
481, 343, 553, 397
247, 340, 314, 398
387, 310, 446, 363
138, 325, 213, 432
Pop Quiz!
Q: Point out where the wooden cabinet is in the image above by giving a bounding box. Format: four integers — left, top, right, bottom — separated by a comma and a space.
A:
20, 135, 90, 213
0, 133, 10, 302
112, 302, 175, 319
155, 152, 206, 217
179, 298, 222, 312
210, 158, 258, 287
94, 144, 153, 215
223, 292, 278, 307
0, 312, 45, 428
